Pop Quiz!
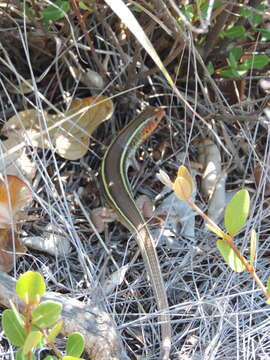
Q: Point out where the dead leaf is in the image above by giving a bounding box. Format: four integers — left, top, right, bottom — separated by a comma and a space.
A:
0, 175, 32, 229
0, 229, 26, 272
2, 109, 55, 149
91, 207, 118, 233
198, 138, 222, 198
0, 137, 36, 182
254, 164, 270, 197
102, 265, 129, 296
23, 224, 71, 257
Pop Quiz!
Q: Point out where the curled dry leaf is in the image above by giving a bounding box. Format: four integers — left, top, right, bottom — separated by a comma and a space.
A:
2, 109, 55, 149
135, 195, 154, 219
0, 229, 26, 272
254, 164, 270, 197
82, 69, 104, 89
156, 169, 173, 190
102, 265, 129, 296
91, 207, 118, 233
23, 224, 71, 257
49, 95, 114, 160
2, 96, 114, 163
0, 175, 32, 229
207, 170, 227, 223
173, 166, 193, 201
197, 138, 221, 198
0, 176, 32, 272
0, 137, 36, 182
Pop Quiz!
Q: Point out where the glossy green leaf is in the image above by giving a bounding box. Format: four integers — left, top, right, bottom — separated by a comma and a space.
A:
31, 301, 62, 328
230, 46, 243, 63
47, 321, 63, 343
221, 25, 245, 39
16, 348, 35, 360
66, 333, 85, 357
42, 0, 70, 21
216, 240, 245, 273
16, 271, 46, 304
2, 310, 26, 346
23, 331, 42, 354
243, 55, 270, 70
224, 189, 250, 236
258, 28, 270, 42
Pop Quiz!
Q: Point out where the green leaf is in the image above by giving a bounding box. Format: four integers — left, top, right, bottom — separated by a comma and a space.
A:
132, 5, 142, 13
42, 0, 70, 21
2, 310, 27, 346
23, 331, 42, 354
230, 46, 243, 63
216, 240, 245, 272
66, 333, 85, 357
243, 55, 270, 70
250, 5, 265, 27
179, 4, 194, 23
219, 69, 244, 79
207, 62, 214, 75
258, 28, 270, 42
224, 189, 250, 236
63, 357, 83, 360
43, 356, 58, 360
78, 1, 93, 11
228, 52, 237, 69
31, 301, 62, 328
16, 348, 36, 360
16, 271, 46, 305
47, 321, 63, 343
221, 25, 246, 39
240, 8, 251, 18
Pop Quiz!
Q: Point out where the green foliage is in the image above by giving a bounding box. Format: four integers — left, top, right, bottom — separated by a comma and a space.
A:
16, 271, 46, 304
217, 46, 270, 79
66, 333, 85, 358
224, 189, 250, 236
47, 321, 63, 343
220, 25, 246, 39
178, 1, 222, 24
42, 0, 70, 22
2, 309, 26, 346
216, 240, 245, 272
16, 348, 36, 360
31, 301, 62, 328
1, 271, 85, 360
23, 331, 42, 354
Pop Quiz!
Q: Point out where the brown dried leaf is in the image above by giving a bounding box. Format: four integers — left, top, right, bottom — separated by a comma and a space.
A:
0, 229, 26, 272
0, 176, 32, 229
52, 96, 113, 160
2, 109, 55, 149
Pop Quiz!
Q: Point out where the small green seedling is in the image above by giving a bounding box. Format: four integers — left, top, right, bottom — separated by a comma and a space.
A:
159, 166, 270, 302
1, 271, 85, 360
